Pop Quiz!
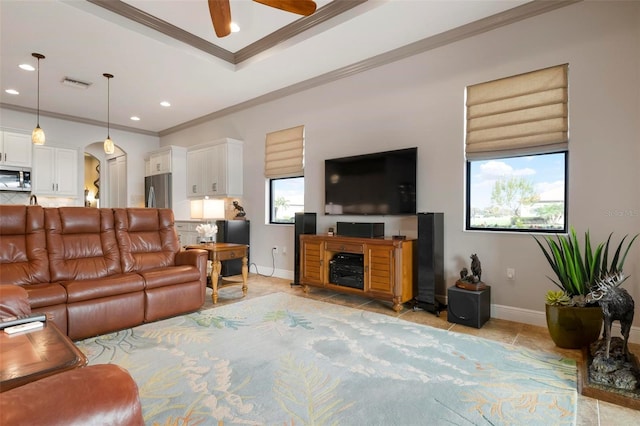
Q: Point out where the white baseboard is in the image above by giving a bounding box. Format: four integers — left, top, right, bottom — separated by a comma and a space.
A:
492, 303, 640, 345
250, 264, 293, 281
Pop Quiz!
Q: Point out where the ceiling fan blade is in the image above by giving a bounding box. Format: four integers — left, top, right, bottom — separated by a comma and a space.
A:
208, 0, 232, 37
253, 0, 317, 16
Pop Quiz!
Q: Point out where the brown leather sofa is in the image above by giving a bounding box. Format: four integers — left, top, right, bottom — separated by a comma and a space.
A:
0, 205, 208, 340
0, 284, 145, 426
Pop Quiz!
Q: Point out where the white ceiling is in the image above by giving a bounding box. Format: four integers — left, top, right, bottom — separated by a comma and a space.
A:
1, 0, 555, 135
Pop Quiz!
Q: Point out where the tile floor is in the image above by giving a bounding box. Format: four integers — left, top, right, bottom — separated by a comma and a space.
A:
207, 274, 640, 425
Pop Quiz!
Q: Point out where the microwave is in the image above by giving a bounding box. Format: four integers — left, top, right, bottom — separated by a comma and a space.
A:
0, 166, 32, 192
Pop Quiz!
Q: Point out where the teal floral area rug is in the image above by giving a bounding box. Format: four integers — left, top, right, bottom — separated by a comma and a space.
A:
76, 293, 577, 425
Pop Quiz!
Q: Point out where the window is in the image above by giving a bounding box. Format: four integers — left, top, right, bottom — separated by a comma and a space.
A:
265, 125, 305, 224
466, 153, 567, 232
270, 176, 305, 224
465, 64, 568, 233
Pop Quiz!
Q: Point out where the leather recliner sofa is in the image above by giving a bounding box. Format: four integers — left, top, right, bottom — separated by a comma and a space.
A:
0, 205, 208, 340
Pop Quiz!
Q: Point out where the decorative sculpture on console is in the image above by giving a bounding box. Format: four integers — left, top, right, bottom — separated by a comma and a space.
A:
456, 254, 486, 291
233, 201, 246, 219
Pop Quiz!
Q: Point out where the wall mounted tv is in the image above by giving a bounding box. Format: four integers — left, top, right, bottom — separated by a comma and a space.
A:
325, 147, 417, 216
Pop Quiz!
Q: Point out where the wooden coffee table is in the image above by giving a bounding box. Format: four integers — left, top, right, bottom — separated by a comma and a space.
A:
0, 321, 87, 392
187, 242, 249, 304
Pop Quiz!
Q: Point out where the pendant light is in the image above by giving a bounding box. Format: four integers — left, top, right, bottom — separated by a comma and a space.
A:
31, 53, 46, 145
103, 73, 115, 154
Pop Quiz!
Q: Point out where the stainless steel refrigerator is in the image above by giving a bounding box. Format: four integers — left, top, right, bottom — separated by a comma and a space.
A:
145, 173, 172, 209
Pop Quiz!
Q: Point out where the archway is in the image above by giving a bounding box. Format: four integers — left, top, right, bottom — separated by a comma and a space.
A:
83, 142, 127, 208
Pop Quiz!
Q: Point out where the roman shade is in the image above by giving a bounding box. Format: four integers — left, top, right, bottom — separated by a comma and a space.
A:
264, 125, 305, 178
466, 64, 568, 160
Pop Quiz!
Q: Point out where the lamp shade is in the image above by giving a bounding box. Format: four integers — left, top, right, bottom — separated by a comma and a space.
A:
190, 199, 204, 219
203, 199, 225, 219
191, 199, 225, 220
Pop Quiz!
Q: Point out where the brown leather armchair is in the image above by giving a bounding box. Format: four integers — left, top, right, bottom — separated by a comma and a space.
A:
0, 364, 145, 426
0, 284, 144, 426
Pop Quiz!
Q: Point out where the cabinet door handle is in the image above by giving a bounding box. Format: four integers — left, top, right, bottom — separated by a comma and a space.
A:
192, 184, 197, 193
52, 183, 55, 191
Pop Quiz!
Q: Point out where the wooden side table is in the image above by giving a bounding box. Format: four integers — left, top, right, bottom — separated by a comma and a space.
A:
1, 322, 87, 392
186, 243, 249, 304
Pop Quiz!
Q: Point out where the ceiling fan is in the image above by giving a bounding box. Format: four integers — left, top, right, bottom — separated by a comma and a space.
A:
208, 0, 317, 37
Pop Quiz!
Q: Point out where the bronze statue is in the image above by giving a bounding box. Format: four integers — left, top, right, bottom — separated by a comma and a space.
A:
586, 273, 634, 360
233, 201, 246, 219
456, 254, 486, 290
470, 254, 482, 282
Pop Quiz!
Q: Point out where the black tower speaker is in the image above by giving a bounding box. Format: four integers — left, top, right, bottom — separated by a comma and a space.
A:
415, 212, 446, 315
291, 212, 317, 286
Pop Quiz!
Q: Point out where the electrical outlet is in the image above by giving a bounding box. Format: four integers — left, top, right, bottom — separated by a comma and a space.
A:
507, 268, 515, 280
272, 246, 279, 254
282, 246, 287, 255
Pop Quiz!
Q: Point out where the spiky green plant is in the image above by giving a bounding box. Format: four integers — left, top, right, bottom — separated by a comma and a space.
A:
533, 228, 638, 300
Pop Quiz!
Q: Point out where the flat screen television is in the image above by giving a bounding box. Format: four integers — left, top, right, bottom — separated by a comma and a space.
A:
325, 147, 417, 216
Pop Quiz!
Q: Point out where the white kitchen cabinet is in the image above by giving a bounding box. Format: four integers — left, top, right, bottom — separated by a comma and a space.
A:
174, 220, 203, 246
186, 138, 243, 198
32, 146, 78, 196
0, 131, 32, 167
146, 148, 172, 176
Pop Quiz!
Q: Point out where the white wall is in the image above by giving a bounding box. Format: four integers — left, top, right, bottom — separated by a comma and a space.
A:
161, 2, 640, 328
0, 108, 159, 206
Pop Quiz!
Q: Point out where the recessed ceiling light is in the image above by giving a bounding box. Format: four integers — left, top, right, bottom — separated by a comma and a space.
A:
19, 64, 35, 71
160, 101, 171, 107
230, 22, 240, 33
130, 116, 141, 121
5, 89, 19, 95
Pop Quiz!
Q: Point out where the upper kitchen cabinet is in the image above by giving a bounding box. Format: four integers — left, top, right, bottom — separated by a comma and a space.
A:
0, 131, 32, 167
32, 145, 78, 196
145, 147, 173, 176
187, 138, 243, 198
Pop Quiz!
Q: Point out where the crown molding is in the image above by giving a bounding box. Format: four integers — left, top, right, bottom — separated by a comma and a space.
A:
87, 0, 366, 66
159, 0, 580, 136
0, 103, 158, 137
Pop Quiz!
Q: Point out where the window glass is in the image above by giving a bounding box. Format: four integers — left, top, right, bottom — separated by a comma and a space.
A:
466, 152, 567, 232
270, 176, 304, 224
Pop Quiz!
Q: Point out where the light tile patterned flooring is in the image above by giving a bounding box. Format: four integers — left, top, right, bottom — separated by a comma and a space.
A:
207, 274, 640, 425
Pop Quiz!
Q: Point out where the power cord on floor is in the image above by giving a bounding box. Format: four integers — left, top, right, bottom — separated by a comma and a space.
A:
249, 247, 276, 277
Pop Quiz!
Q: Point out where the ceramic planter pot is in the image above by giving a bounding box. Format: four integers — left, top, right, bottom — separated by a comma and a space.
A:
545, 304, 603, 349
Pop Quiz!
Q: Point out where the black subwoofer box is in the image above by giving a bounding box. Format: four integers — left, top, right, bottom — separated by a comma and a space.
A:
336, 222, 384, 238
447, 286, 491, 328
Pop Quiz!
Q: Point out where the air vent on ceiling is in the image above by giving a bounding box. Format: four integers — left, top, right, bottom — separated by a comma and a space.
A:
61, 77, 92, 89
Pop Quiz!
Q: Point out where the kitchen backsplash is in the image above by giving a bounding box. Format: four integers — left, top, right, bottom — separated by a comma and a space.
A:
0, 192, 78, 206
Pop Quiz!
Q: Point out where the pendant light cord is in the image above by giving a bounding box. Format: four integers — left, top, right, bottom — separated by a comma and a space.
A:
107, 76, 110, 138
32, 53, 45, 127
36, 57, 40, 126
103, 73, 114, 140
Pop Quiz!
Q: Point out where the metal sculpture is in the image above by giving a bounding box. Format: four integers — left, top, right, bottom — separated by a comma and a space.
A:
586, 273, 634, 360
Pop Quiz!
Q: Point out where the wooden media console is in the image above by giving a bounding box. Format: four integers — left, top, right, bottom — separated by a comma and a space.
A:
299, 234, 416, 312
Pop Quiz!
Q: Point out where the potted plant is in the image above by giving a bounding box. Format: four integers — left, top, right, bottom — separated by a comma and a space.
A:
533, 228, 638, 349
